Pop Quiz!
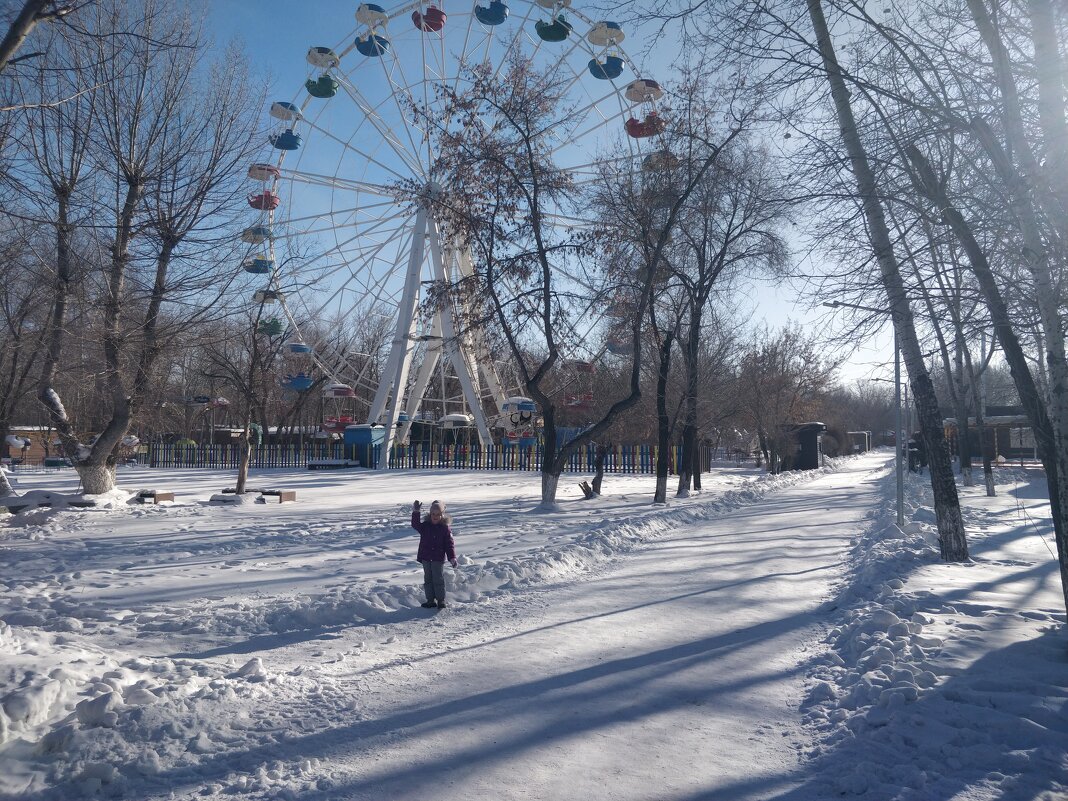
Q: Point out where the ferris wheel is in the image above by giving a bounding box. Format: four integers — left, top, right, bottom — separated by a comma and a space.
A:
239, 0, 665, 467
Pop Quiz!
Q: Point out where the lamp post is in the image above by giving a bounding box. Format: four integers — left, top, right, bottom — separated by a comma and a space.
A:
823, 300, 905, 528
202, 372, 228, 455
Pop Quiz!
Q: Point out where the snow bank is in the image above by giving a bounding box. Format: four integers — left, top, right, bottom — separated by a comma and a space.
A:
798, 467, 1068, 800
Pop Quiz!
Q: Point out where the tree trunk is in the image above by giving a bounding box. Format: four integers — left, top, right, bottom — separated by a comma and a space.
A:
909, 147, 1068, 593
969, 362, 996, 499
0, 423, 14, 497
1026, 0, 1068, 623
654, 330, 674, 505
591, 443, 607, 496
539, 471, 560, 511
236, 424, 252, 495
953, 335, 974, 486
965, 0, 1068, 609
692, 443, 702, 491
807, 0, 967, 561
981, 423, 996, 497
757, 431, 771, 473
676, 320, 700, 497
538, 405, 560, 508
79, 463, 116, 496
37, 196, 85, 466
0, 0, 53, 73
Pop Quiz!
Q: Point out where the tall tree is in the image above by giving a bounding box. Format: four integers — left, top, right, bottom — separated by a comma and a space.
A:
25, 0, 261, 493
414, 59, 741, 506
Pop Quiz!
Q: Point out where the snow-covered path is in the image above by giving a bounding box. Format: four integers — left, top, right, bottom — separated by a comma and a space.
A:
225, 453, 885, 801
5, 452, 1065, 800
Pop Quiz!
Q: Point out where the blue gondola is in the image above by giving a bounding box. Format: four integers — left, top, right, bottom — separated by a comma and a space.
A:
269, 129, 302, 150
241, 225, 273, 244
588, 55, 625, 80
306, 74, 339, 98
356, 33, 390, 56
535, 15, 572, 41
282, 373, 315, 392
242, 257, 273, 274
475, 0, 508, 25
288, 342, 313, 354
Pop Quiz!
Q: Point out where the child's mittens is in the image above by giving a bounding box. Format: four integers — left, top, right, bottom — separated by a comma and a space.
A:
450, 558, 458, 567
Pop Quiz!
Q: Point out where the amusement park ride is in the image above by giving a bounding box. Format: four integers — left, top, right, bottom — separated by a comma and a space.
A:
238, 1, 669, 467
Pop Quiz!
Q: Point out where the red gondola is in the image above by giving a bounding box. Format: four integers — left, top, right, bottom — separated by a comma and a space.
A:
323, 415, 354, 433
625, 112, 665, 139
412, 5, 446, 31
248, 190, 281, 210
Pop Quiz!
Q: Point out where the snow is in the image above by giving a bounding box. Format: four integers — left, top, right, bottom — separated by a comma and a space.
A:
0, 452, 1064, 800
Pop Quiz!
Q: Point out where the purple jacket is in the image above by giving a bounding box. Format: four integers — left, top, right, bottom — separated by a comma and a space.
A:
412, 511, 456, 563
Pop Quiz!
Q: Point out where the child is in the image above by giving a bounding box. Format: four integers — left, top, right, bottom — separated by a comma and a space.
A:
411, 499, 457, 609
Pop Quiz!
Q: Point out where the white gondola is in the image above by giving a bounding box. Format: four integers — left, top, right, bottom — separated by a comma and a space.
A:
253, 289, 283, 304
587, 21, 624, 46
248, 163, 280, 181
356, 2, 389, 26
306, 46, 340, 69
323, 382, 356, 398
441, 413, 474, 429
269, 101, 302, 121
624, 78, 663, 104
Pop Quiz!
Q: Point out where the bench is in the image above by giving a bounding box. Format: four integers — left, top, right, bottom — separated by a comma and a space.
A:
307, 459, 360, 470
259, 489, 296, 503
219, 487, 295, 503
137, 489, 174, 504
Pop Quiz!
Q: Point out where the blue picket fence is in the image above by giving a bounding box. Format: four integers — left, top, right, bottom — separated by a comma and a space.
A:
139, 442, 696, 474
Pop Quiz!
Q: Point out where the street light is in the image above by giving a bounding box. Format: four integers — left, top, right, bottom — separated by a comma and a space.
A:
823, 300, 905, 528
202, 372, 229, 452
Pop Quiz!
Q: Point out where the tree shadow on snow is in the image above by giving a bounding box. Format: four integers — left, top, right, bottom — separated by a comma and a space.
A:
746, 626, 1068, 801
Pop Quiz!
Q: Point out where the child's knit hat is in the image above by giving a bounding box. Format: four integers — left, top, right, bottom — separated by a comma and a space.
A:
430, 499, 445, 513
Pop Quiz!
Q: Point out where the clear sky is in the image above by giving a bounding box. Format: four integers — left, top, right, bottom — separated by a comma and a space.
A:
205, 0, 895, 388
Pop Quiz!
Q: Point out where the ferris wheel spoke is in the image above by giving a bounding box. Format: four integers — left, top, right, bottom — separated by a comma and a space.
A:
279, 214, 413, 292
374, 48, 432, 180
283, 167, 397, 198
330, 78, 424, 177
419, 34, 436, 174
547, 89, 630, 158
277, 201, 402, 232
271, 212, 406, 241
491, 2, 542, 81
291, 234, 409, 330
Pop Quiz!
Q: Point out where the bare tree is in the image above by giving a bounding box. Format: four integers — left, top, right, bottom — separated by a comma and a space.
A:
412, 58, 683, 507
0, 221, 50, 495
737, 324, 835, 472
26, 0, 261, 493
0, 0, 83, 74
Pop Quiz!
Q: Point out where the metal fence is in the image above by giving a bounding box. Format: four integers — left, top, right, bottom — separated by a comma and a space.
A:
133, 442, 697, 474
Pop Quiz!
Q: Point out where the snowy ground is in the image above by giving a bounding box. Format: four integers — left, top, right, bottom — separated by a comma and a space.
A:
0, 451, 1064, 800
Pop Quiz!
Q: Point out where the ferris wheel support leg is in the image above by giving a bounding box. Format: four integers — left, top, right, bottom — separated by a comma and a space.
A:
429, 226, 494, 447
374, 208, 428, 469
455, 246, 508, 413
399, 315, 443, 443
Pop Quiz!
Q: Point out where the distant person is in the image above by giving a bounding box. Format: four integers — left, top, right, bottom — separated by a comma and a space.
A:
411, 499, 457, 609
908, 434, 927, 473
